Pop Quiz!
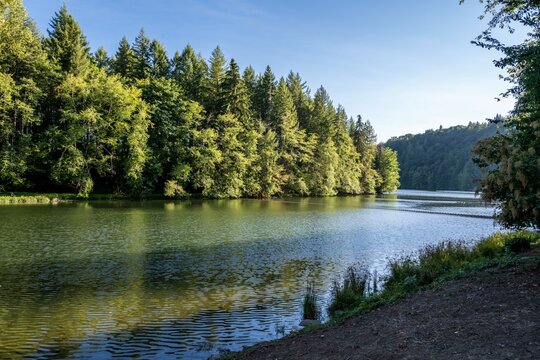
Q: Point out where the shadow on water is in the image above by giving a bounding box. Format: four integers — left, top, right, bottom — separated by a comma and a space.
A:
0, 193, 497, 358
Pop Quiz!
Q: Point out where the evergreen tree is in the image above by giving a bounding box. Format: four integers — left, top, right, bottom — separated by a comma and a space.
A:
286, 72, 312, 129
111, 37, 135, 78
311, 86, 337, 137
374, 145, 400, 194
192, 113, 248, 198
205, 46, 226, 119
272, 78, 316, 194
242, 65, 258, 107
170, 45, 208, 103
253, 128, 283, 198
132, 28, 152, 79
254, 65, 276, 123
333, 106, 362, 194
310, 139, 339, 196
138, 77, 203, 194
94, 47, 111, 71
44, 4, 90, 75
150, 40, 170, 78
222, 59, 252, 126
352, 116, 379, 193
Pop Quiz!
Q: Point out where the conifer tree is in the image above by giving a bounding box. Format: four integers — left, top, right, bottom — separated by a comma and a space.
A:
94, 47, 111, 71
192, 113, 247, 198
254, 65, 276, 123
352, 116, 379, 193
272, 78, 316, 194
333, 106, 362, 194
139, 77, 203, 195
374, 145, 400, 194
222, 59, 252, 127
242, 65, 258, 106
253, 128, 283, 198
44, 4, 91, 75
132, 28, 152, 79
111, 37, 135, 78
150, 40, 170, 78
205, 46, 226, 119
286, 72, 312, 129
171, 45, 208, 103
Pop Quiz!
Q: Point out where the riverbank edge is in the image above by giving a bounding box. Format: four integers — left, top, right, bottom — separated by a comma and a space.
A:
218, 231, 540, 359
0, 191, 387, 205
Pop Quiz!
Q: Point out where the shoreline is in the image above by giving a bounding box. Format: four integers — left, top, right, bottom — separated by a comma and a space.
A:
220, 232, 540, 359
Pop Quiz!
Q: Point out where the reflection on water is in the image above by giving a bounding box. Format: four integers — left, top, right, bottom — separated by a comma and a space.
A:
0, 191, 498, 359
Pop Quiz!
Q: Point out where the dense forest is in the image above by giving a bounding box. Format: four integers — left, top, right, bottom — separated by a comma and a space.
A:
386, 122, 500, 191
0, 1, 399, 198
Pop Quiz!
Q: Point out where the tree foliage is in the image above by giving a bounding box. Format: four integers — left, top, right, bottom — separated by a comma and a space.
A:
386, 122, 499, 191
463, 0, 540, 228
0, 1, 399, 198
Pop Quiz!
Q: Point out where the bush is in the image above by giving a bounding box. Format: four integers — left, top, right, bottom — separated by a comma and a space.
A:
328, 266, 369, 316
505, 236, 531, 253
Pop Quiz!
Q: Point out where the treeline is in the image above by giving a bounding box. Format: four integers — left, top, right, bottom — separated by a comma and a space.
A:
385, 122, 499, 191
0, 1, 399, 198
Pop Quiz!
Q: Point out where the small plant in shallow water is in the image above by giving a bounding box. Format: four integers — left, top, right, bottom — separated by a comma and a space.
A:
302, 282, 318, 320
328, 265, 369, 316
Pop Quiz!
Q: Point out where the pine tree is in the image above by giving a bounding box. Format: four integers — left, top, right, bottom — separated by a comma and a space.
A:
352, 116, 379, 193
333, 106, 362, 194
111, 37, 135, 78
192, 113, 248, 198
286, 72, 312, 129
254, 128, 283, 198
44, 4, 91, 75
170, 45, 208, 103
272, 78, 315, 194
132, 28, 152, 79
94, 47, 111, 71
150, 40, 170, 78
242, 65, 257, 107
222, 59, 252, 127
254, 65, 276, 123
374, 145, 400, 194
139, 77, 203, 194
205, 46, 226, 119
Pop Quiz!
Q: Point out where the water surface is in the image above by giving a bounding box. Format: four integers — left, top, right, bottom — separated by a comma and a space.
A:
0, 191, 498, 359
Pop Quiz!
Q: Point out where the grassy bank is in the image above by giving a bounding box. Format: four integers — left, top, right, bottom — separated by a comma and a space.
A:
0, 192, 138, 204
221, 230, 540, 359
319, 231, 540, 325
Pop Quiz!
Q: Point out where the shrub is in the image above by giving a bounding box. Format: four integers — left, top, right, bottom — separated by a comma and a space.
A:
505, 236, 531, 253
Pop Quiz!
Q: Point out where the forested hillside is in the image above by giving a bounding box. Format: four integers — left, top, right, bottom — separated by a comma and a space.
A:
0, 1, 399, 198
386, 122, 500, 191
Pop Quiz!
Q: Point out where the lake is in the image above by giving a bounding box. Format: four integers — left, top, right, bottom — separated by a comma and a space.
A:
0, 190, 499, 359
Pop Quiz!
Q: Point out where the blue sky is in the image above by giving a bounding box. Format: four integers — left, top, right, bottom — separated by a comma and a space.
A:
24, 0, 516, 141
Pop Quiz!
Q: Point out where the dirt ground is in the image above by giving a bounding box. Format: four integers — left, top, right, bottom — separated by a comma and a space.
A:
235, 254, 540, 360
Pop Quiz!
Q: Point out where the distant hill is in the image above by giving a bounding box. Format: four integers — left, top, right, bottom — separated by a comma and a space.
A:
385, 122, 500, 191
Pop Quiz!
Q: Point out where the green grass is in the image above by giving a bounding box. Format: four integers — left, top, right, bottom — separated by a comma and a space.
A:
328, 266, 369, 316
302, 283, 319, 320
339, 231, 540, 318
0, 192, 167, 204
218, 230, 540, 359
